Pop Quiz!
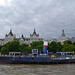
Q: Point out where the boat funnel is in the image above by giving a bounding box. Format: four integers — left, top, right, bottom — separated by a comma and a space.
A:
43, 41, 48, 54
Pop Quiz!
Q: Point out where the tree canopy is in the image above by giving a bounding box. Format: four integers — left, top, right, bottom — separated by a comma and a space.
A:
48, 41, 63, 53
31, 41, 43, 52
0, 40, 75, 54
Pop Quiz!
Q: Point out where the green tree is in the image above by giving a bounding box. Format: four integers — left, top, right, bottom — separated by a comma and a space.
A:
31, 41, 43, 52
62, 44, 75, 52
1, 46, 9, 54
64, 40, 72, 44
23, 47, 32, 53
48, 41, 58, 53
73, 42, 75, 45
19, 44, 32, 53
0, 45, 2, 52
8, 40, 20, 52
1, 40, 20, 54
1, 42, 11, 54
57, 42, 63, 52
62, 40, 75, 52
19, 44, 28, 51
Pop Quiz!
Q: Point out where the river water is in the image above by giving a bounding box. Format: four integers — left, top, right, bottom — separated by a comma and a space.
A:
0, 64, 75, 75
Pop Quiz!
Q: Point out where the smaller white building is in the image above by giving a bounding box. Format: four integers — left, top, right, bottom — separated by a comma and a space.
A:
58, 30, 67, 44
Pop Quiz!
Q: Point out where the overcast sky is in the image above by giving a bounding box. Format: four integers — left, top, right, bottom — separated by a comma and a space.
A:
0, 0, 75, 39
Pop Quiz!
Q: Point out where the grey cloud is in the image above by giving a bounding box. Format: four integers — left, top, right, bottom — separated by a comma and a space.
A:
0, 0, 75, 38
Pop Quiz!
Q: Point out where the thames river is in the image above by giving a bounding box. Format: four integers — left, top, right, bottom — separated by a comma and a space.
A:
0, 64, 75, 75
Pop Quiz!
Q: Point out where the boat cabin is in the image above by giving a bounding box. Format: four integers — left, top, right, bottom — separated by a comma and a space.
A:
32, 49, 38, 57
56, 52, 74, 57
9, 52, 21, 56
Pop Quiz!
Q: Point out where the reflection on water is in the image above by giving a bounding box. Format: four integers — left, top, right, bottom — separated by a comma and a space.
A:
0, 64, 75, 75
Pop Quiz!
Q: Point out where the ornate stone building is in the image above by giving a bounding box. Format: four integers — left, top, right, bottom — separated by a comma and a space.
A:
19, 29, 43, 46
0, 29, 43, 46
0, 29, 75, 46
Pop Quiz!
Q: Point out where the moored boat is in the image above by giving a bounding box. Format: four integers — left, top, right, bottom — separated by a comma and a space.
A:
0, 41, 75, 64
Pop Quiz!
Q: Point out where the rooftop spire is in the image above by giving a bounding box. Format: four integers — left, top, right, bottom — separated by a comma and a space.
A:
33, 28, 36, 34
10, 29, 12, 33
61, 30, 65, 37
9, 29, 13, 36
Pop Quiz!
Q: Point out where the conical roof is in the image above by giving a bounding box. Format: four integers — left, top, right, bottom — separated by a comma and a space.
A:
9, 29, 13, 36
61, 30, 65, 37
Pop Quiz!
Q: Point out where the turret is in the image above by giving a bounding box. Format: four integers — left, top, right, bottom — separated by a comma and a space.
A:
33, 29, 36, 34
61, 30, 65, 37
9, 29, 13, 36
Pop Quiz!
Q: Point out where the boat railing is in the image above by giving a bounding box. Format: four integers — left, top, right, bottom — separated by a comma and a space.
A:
51, 55, 75, 60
